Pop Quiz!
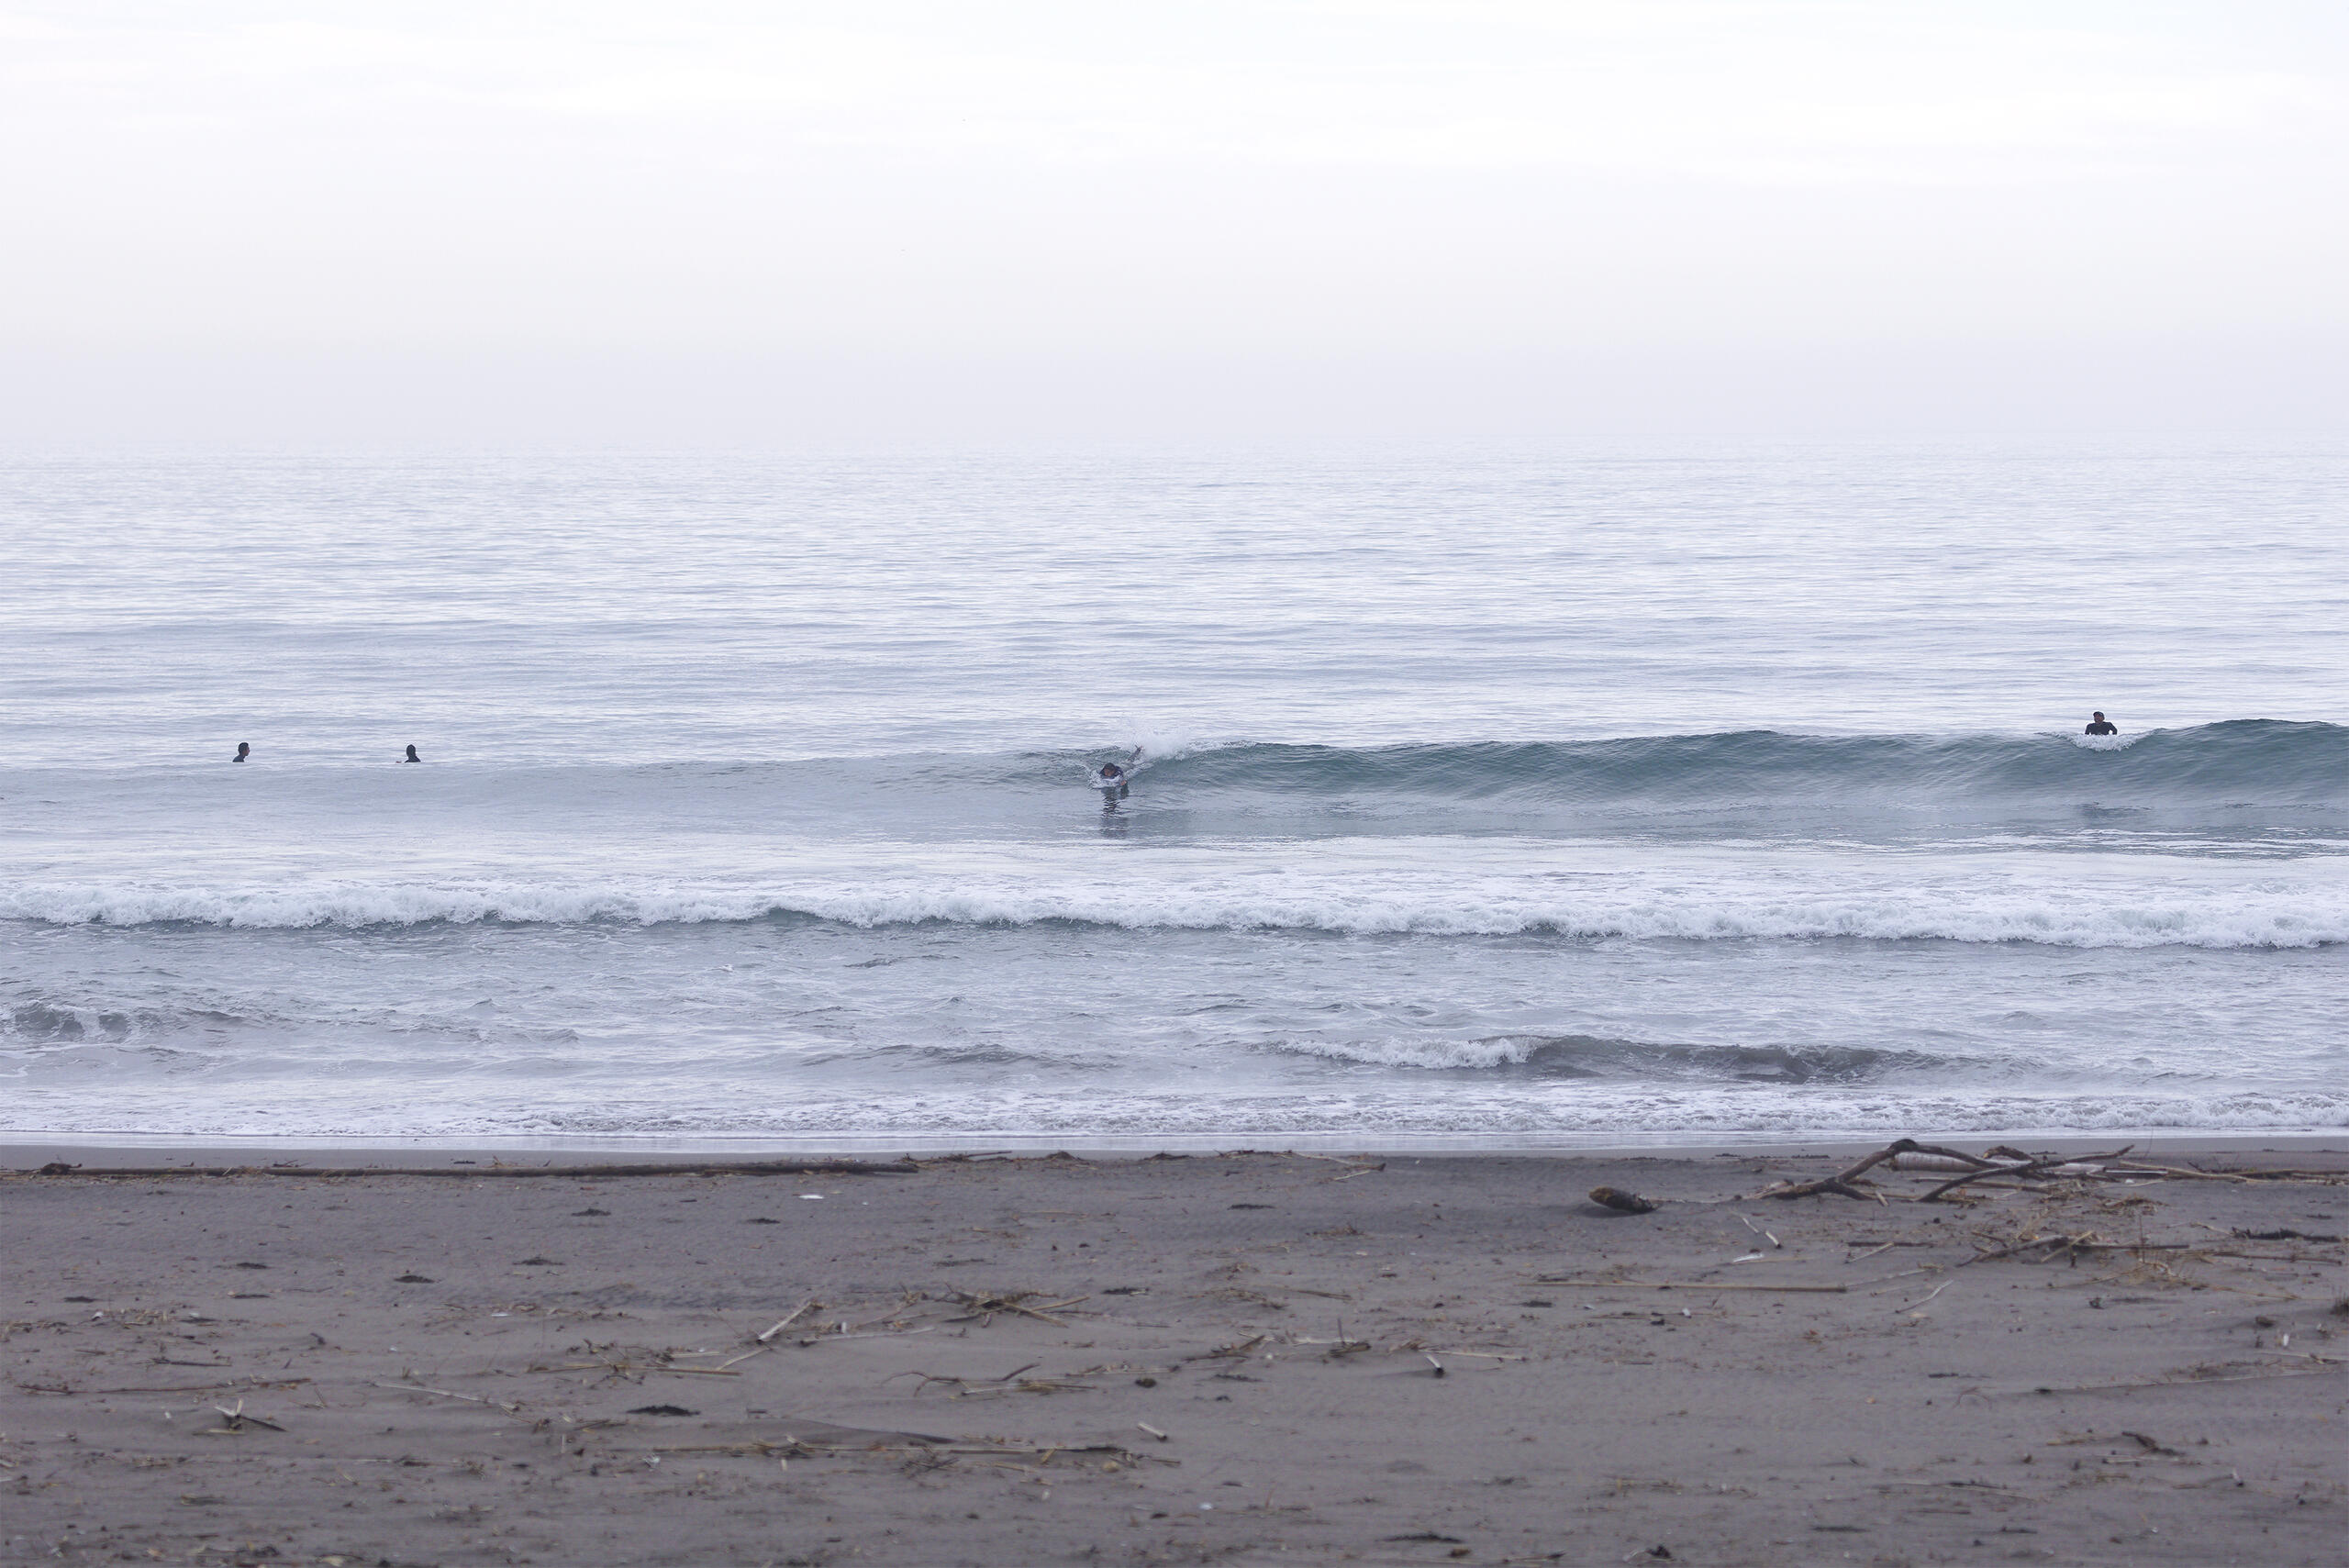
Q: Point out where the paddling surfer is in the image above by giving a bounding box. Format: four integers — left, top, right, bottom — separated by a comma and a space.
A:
402, 744, 421, 762
2084, 711, 2119, 737
233, 741, 250, 762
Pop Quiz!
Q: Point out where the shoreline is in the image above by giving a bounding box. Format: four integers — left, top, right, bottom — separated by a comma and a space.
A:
5, 1128, 2345, 1171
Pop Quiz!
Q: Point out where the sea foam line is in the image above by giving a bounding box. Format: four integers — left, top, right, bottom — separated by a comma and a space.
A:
4, 874, 2345, 949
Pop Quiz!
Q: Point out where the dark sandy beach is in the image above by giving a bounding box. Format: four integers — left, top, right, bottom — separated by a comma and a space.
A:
3, 1144, 2343, 1567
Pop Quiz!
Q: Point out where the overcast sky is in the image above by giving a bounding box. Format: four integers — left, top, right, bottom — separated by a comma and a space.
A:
4, 1, 2344, 442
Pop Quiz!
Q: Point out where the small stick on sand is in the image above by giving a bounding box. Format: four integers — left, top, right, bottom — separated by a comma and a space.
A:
1136, 1422, 1169, 1442
373, 1381, 522, 1414
1535, 1277, 1848, 1294
1183, 1334, 1268, 1362
757, 1297, 818, 1342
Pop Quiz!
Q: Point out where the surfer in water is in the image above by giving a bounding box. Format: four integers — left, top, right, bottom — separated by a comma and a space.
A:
233, 741, 250, 762
402, 744, 421, 762
2084, 711, 2119, 737
1092, 748, 1141, 802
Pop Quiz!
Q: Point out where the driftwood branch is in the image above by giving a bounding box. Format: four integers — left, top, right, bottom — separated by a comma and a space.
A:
1754, 1139, 1921, 1201
1919, 1147, 2132, 1203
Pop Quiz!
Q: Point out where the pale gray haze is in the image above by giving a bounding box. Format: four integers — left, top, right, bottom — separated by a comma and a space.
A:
4, 0, 2345, 442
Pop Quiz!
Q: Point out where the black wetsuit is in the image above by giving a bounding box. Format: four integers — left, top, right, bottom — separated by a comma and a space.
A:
2084, 720, 2118, 736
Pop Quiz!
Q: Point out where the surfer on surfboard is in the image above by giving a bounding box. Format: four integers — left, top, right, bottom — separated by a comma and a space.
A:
1089, 747, 1142, 803
2084, 711, 2119, 736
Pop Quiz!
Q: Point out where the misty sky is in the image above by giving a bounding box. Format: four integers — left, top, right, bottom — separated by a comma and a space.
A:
5, 1, 2345, 441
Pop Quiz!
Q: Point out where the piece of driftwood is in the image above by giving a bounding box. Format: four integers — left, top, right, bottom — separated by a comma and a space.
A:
1590, 1187, 1656, 1214
1919, 1147, 2132, 1203
1754, 1140, 1921, 1201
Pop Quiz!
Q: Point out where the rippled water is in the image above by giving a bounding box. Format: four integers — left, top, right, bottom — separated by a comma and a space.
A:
3, 440, 2343, 1140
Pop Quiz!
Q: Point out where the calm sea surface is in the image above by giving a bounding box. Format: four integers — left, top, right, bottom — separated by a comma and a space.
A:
3, 441, 2343, 1142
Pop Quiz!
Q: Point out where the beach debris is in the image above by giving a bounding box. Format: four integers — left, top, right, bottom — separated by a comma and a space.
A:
2233, 1227, 2343, 1242
374, 1381, 523, 1414
1183, 1334, 1268, 1362
1916, 1147, 2132, 1202
1748, 1138, 2346, 1206
756, 1297, 819, 1341
945, 1290, 1086, 1326
896, 1364, 1099, 1399
1423, 1353, 1446, 1376
1590, 1187, 1656, 1214
1535, 1277, 1848, 1294
205, 1399, 283, 1434
1753, 1141, 1920, 1201
627, 1405, 696, 1417
1136, 1422, 1169, 1442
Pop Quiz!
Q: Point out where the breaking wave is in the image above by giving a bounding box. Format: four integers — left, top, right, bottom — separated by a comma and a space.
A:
6, 871, 2344, 948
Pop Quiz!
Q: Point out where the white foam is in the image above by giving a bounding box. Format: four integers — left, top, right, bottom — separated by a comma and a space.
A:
6, 1084, 2343, 1140
6, 861, 2345, 949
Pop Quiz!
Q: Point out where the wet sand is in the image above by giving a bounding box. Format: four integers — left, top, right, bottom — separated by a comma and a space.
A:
3, 1144, 2344, 1566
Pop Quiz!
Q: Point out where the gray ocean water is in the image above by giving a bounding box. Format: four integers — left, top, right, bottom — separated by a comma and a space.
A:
3, 441, 2344, 1143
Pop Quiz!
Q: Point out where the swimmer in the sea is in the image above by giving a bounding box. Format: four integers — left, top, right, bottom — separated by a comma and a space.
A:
2084, 711, 2119, 737
402, 744, 421, 762
234, 741, 250, 762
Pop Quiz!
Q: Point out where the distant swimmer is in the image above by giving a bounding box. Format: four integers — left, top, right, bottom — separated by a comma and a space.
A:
233, 741, 250, 762
402, 744, 421, 762
2084, 711, 2119, 737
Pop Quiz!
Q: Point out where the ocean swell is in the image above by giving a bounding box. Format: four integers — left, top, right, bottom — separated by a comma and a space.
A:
1131, 720, 2349, 809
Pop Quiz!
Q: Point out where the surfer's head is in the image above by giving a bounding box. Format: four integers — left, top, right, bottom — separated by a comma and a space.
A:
2091, 712, 2105, 722
1101, 762, 1122, 779
404, 744, 420, 762
234, 741, 250, 762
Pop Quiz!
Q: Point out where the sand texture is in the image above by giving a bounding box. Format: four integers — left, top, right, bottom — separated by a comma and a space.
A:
3, 1146, 2344, 1567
